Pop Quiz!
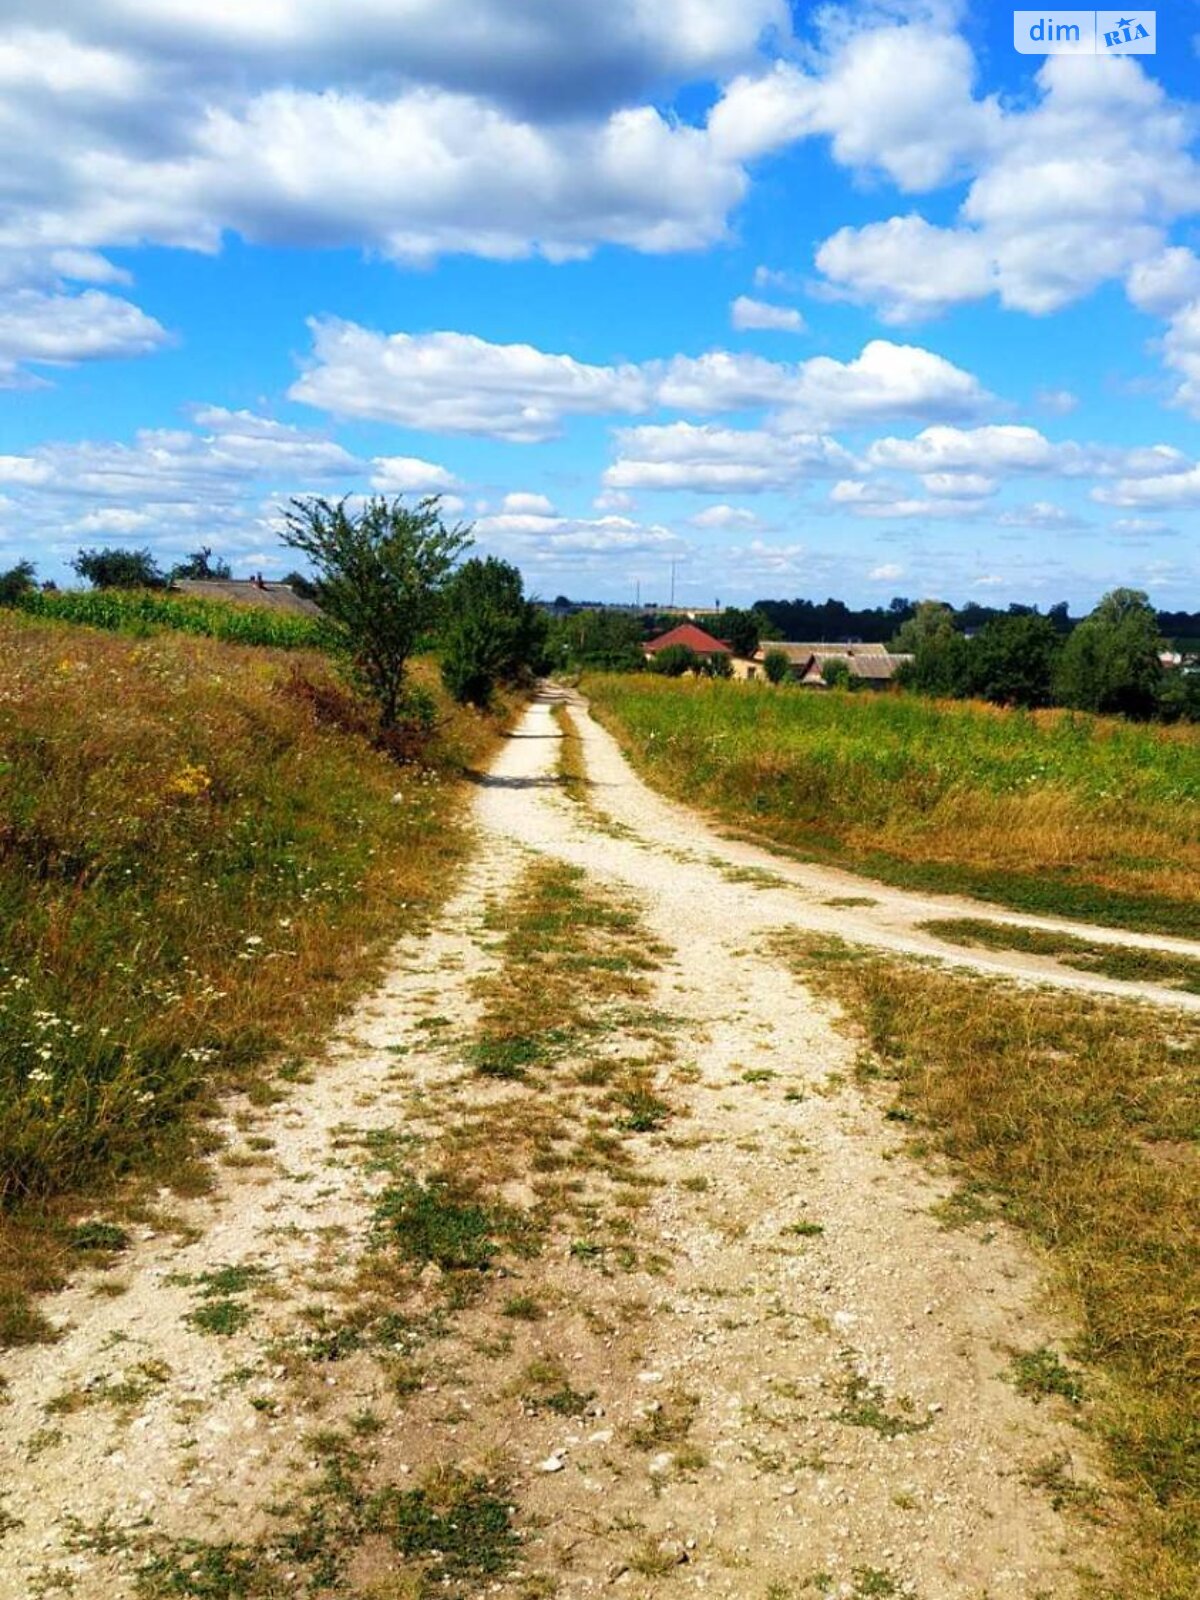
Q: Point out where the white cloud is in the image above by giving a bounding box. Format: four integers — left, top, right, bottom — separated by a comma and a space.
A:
501, 491, 556, 515
1035, 388, 1078, 416
1110, 516, 1179, 537
1127, 247, 1200, 315
995, 501, 1085, 530
730, 295, 805, 332
474, 509, 685, 558
1092, 464, 1200, 509
294, 323, 994, 440
816, 214, 993, 324
291, 320, 653, 441
689, 503, 761, 528
0, 287, 168, 386
813, 53, 1200, 320
709, 25, 995, 187
868, 562, 905, 582
831, 478, 985, 519
605, 422, 854, 493
370, 456, 461, 493
865, 424, 1193, 483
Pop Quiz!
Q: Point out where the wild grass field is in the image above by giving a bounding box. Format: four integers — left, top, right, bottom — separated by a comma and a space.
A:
585, 675, 1200, 935
777, 935, 1200, 1600
7, 585, 333, 650
0, 612, 511, 1344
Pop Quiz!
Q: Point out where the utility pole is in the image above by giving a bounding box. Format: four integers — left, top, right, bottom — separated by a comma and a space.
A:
669, 559, 680, 608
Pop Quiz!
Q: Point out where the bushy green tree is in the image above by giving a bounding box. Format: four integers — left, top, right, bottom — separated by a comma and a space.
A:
549, 609, 645, 672
718, 607, 772, 658
171, 547, 232, 581
282, 494, 470, 729
763, 648, 792, 684
72, 547, 166, 590
892, 599, 956, 654
0, 560, 36, 605
900, 630, 975, 698
1156, 670, 1200, 723
970, 612, 1061, 707
704, 651, 734, 679
821, 657, 852, 690
439, 556, 547, 706
1054, 588, 1164, 719
649, 643, 698, 677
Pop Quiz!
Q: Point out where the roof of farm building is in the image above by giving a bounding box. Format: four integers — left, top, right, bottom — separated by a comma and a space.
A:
644, 623, 732, 656
174, 579, 323, 617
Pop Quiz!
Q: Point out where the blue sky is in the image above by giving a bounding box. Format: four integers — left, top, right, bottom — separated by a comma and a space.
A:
2, 1, 1199, 610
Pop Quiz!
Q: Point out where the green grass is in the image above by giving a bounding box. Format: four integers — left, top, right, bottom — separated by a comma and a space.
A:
777, 934, 1199, 1599
6, 586, 333, 650
921, 918, 1200, 994
0, 613, 515, 1344
584, 674, 1200, 936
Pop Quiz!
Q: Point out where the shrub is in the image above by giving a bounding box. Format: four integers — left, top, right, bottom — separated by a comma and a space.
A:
439, 556, 546, 706
649, 643, 698, 677
763, 648, 791, 684
283, 494, 470, 728
72, 547, 166, 590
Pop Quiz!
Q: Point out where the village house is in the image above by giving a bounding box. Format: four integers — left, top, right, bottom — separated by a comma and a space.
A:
643, 622, 733, 664
748, 640, 912, 687
174, 575, 323, 618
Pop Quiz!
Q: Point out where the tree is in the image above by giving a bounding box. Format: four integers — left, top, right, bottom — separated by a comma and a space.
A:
821, 657, 852, 690
900, 630, 975, 698
1054, 588, 1164, 719
72, 547, 166, 589
439, 556, 547, 706
703, 651, 734, 679
548, 609, 645, 672
970, 613, 1061, 708
649, 643, 698, 677
281, 570, 322, 602
892, 599, 955, 654
170, 546, 232, 581
0, 560, 36, 605
282, 495, 470, 729
763, 648, 792, 685
718, 607, 770, 659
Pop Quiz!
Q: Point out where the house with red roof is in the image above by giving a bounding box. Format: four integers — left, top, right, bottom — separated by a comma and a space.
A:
643, 622, 732, 662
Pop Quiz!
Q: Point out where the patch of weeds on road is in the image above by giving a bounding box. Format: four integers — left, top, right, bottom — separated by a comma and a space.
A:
69, 1221, 131, 1253
373, 1175, 500, 1272
824, 896, 879, 908
851, 1566, 902, 1597
553, 702, 589, 801
175, 1262, 270, 1339
1009, 1346, 1084, 1406
627, 1388, 699, 1450
1024, 1452, 1107, 1518
782, 1219, 824, 1238
831, 1362, 930, 1439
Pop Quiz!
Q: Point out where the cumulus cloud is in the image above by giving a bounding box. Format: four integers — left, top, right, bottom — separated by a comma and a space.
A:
811, 50, 1200, 321
473, 508, 685, 559
865, 424, 1192, 483
294, 323, 994, 440
605, 422, 855, 493
0, 406, 367, 570
730, 295, 805, 332
0, 286, 168, 386
689, 503, 761, 528
501, 491, 556, 515
1092, 463, 1200, 508
369, 456, 461, 493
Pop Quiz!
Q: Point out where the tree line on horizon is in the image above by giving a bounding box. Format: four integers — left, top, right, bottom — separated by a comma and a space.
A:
1, 506, 1197, 725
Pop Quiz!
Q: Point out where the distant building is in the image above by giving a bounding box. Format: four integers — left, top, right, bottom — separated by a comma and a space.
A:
174, 576, 323, 618
749, 640, 911, 687
644, 623, 733, 662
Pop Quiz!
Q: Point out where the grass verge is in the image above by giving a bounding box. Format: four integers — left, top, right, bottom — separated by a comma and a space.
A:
774, 933, 1199, 1600
0, 612, 515, 1346
920, 918, 1200, 995
552, 701, 588, 802
583, 674, 1200, 937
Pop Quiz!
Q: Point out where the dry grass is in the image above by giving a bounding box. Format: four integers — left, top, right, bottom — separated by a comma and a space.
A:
552, 702, 588, 802
0, 612, 514, 1345
920, 918, 1200, 994
776, 933, 1199, 1600
585, 674, 1200, 935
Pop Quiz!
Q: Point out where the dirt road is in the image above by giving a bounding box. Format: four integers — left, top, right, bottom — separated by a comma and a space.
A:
3, 687, 1171, 1598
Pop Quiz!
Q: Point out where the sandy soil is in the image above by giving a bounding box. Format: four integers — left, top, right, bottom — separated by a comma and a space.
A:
0, 687, 1152, 1599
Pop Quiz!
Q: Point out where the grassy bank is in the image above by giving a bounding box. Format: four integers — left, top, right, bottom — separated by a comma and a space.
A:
584, 675, 1200, 935
0, 613, 511, 1344
7, 586, 333, 650
777, 937, 1199, 1600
